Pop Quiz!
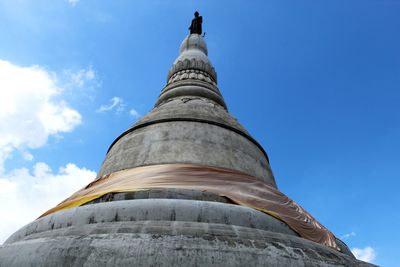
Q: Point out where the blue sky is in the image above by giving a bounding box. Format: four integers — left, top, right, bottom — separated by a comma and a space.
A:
0, 1, 399, 265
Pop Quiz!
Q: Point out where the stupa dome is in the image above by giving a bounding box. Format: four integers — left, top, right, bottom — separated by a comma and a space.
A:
177, 33, 209, 59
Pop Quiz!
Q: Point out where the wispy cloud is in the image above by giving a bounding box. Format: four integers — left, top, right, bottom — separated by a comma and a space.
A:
96, 97, 141, 120
61, 66, 99, 102
68, 0, 80, 7
341, 231, 356, 240
69, 66, 95, 88
129, 108, 141, 119
351, 246, 376, 263
96, 97, 124, 113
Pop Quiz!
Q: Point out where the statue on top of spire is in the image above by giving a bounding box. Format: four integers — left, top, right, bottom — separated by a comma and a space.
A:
189, 11, 202, 35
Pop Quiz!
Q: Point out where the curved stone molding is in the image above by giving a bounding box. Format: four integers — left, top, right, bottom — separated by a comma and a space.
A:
167, 58, 217, 84
162, 79, 221, 96
6, 199, 297, 244
144, 97, 242, 134
155, 83, 227, 109
167, 69, 217, 87
0, 220, 364, 266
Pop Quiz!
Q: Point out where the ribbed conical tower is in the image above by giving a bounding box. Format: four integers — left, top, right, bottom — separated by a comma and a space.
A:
0, 15, 375, 267
97, 32, 276, 188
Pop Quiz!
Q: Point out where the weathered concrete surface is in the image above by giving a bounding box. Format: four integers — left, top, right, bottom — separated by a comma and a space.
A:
99, 121, 274, 186
98, 97, 276, 187
143, 97, 249, 139
0, 220, 375, 267
6, 199, 297, 244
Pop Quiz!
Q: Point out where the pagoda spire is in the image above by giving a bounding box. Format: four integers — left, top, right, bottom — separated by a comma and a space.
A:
155, 15, 226, 109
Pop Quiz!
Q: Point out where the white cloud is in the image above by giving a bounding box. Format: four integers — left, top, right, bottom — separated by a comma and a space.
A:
0, 59, 97, 245
341, 231, 356, 239
0, 59, 82, 172
61, 67, 99, 102
96, 96, 125, 113
21, 150, 34, 161
0, 178, 18, 193
69, 66, 95, 88
0, 162, 96, 244
96, 97, 141, 118
351, 246, 376, 263
129, 108, 141, 119
68, 0, 80, 7
0, 59, 94, 244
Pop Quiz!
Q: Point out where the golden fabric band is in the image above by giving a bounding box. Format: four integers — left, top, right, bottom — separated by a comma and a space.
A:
40, 163, 338, 250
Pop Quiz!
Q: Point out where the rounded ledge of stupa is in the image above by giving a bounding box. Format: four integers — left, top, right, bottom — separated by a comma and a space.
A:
174, 34, 210, 65
179, 34, 208, 55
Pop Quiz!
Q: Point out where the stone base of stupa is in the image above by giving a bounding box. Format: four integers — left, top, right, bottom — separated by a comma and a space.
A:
0, 197, 375, 267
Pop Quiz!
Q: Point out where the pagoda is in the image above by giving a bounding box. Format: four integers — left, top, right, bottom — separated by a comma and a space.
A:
0, 13, 375, 267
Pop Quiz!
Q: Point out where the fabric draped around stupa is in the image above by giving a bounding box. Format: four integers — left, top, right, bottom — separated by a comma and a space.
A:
40, 163, 339, 250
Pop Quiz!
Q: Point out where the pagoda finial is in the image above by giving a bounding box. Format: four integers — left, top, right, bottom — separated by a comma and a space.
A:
189, 11, 202, 34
